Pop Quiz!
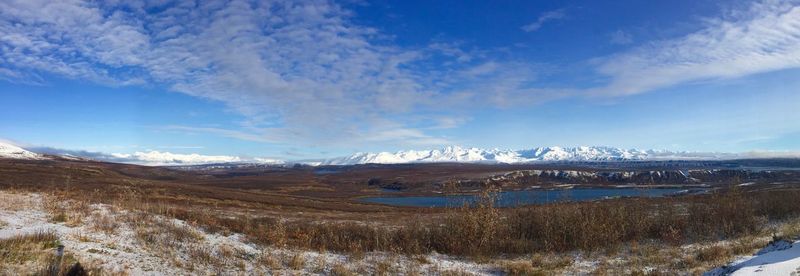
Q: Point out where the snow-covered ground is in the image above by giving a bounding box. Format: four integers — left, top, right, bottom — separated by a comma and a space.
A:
7, 189, 800, 275
0, 141, 45, 160
0, 191, 497, 275
705, 239, 800, 275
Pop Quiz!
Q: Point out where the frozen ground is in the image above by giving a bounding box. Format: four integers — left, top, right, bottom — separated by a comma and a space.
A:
0, 191, 498, 275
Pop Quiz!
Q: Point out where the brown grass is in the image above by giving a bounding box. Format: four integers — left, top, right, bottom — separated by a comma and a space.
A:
0, 231, 101, 275
695, 245, 732, 263
88, 212, 118, 234
331, 263, 355, 276
205, 188, 800, 259
0, 230, 59, 267
289, 253, 305, 270
24, 180, 800, 263
73, 184, 800, 261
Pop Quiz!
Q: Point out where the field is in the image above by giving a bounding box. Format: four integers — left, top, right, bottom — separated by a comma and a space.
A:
2, 158, 800, 274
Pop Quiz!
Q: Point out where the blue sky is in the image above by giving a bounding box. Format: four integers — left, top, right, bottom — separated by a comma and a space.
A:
1, 0, 800, 162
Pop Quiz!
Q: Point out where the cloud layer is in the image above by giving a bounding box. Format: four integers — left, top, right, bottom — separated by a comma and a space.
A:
521, 9, 565, 32
110, 151, 242, 166
0, 0, 546, 147
2, 0, 800, 149
32, 146, 290, 166
594, 0, 800, 96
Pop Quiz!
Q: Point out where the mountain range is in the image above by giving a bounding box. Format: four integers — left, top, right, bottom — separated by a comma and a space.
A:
0, 141, 790, 166
320, 145, 730, 165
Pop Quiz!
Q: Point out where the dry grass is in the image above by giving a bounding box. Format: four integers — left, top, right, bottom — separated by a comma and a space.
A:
0, 230, 60, 269
0, 190, 38, 211
289, 253, 305, 270
257, 251, 282, 272
498, 253, 574, 275
39, 182, 799, 265
499, 260, 543, 276
437, 268, 473, 276
331, 263, 355, 276
88, 212, 118, 234
0, 231, 101, 275
16, 162, 800, 260
186, 188, 798, 263
4, 162, 800, 275
695, 245, 732, 263
41, 195, 92, 227
779, 217, 800, 238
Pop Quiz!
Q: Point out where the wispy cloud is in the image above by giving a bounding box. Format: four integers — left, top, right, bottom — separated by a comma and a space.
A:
2, 0, 799, 149
110, 151, 243, 166
592, 0, 800, 96
30, 146, 282, 166
741, 150, 800, 158
521, 9, 565, 32
161, 125, 278, 143
164, 123, 454, 148
0, 0, 542, 147
609, 30, 633, 45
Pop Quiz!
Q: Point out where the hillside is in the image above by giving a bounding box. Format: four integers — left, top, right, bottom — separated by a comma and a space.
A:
0, 141, 45, 160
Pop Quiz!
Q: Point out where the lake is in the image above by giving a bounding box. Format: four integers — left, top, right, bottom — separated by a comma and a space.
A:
360, 187, 696, 207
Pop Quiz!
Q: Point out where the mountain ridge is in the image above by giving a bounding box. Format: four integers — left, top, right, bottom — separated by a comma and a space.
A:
320, 145, 732, 165
4, 141, 795, 166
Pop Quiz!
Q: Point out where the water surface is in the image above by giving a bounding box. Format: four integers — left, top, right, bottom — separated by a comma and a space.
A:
361, 188, 694, 207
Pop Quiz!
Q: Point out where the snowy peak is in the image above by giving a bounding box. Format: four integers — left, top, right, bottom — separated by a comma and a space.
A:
0, 141, 46, 160
321, 146, 721, 165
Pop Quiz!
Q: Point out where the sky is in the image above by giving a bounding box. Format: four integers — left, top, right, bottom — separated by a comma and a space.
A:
1, 0, 800, 163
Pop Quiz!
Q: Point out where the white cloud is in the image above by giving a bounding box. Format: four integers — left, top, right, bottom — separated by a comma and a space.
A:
361, 128, 452, 146
0, 0, 543, 147
111, 151, 242, 165
741, 150, 800, 158
593, 0, 800, 96
521, 9, 565, 32
430, 116, 468, 129
161, 125, 279, 143
30, 145, 284, 166
5, 0, 797, 148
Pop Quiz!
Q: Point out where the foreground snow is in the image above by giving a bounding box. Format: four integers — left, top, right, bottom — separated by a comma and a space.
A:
706, 239, 800, 275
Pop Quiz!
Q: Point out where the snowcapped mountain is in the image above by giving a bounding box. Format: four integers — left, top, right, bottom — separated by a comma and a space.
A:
0, 141, 46, 160
0, 140, 762, 166
321, 146, 726, 165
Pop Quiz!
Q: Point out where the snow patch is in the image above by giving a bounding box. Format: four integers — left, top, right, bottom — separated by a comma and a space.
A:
705, 239, 800, 276
0, 141, 46, 160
